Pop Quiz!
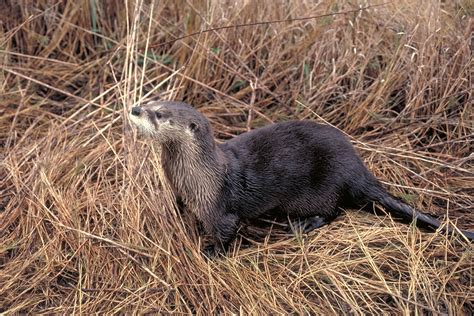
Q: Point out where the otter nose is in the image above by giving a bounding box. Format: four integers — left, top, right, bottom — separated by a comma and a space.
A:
131, 106, 141, 116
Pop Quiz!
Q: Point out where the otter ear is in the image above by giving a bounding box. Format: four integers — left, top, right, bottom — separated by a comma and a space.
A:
189, 122, 199, 132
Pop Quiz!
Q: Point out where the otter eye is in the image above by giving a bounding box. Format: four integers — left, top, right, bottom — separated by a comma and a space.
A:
155, 111, 162, 119
189, 122, 198, 131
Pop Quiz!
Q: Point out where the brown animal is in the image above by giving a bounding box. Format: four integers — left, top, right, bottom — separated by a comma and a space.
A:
129, 101, 474, 256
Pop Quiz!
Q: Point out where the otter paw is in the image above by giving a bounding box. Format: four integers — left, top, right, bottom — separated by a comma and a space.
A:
288, 216, 329, 234
203, 244, 220, 259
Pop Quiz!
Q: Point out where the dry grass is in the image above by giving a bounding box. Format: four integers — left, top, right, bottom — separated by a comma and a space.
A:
1, 0, 473, 314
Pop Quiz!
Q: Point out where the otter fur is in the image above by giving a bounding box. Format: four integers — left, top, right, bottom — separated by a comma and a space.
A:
129, 101, 474, 255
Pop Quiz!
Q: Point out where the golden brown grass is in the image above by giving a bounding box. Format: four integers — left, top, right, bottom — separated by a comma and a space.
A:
1, 0, 473, 314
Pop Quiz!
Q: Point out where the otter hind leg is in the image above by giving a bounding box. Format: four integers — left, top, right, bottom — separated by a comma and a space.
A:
288, 215, 333, 234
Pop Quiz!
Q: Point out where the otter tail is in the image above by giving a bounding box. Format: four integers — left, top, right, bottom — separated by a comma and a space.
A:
363, 185, 474, 241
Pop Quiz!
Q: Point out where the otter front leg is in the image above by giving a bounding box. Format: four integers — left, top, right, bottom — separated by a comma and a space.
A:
203, 213, 240, 257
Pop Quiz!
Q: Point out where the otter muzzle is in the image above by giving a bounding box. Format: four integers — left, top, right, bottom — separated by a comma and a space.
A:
131, 106, 142, 116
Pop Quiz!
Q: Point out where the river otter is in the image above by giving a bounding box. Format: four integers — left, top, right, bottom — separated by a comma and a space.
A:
129, 101, 474, 256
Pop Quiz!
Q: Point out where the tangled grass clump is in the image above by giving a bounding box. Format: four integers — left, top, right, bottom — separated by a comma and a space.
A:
0, 0, 472, 313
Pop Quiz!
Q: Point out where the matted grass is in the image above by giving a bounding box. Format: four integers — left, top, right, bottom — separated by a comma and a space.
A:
1, 0, 473, 314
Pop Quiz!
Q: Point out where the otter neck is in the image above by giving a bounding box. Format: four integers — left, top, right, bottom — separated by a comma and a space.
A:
161, 140, 226, 214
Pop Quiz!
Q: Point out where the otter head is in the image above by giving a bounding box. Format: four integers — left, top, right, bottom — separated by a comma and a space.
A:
129, 101, 214, 149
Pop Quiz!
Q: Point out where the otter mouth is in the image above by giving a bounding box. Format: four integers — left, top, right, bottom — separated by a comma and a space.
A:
129, 106, 156, 136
